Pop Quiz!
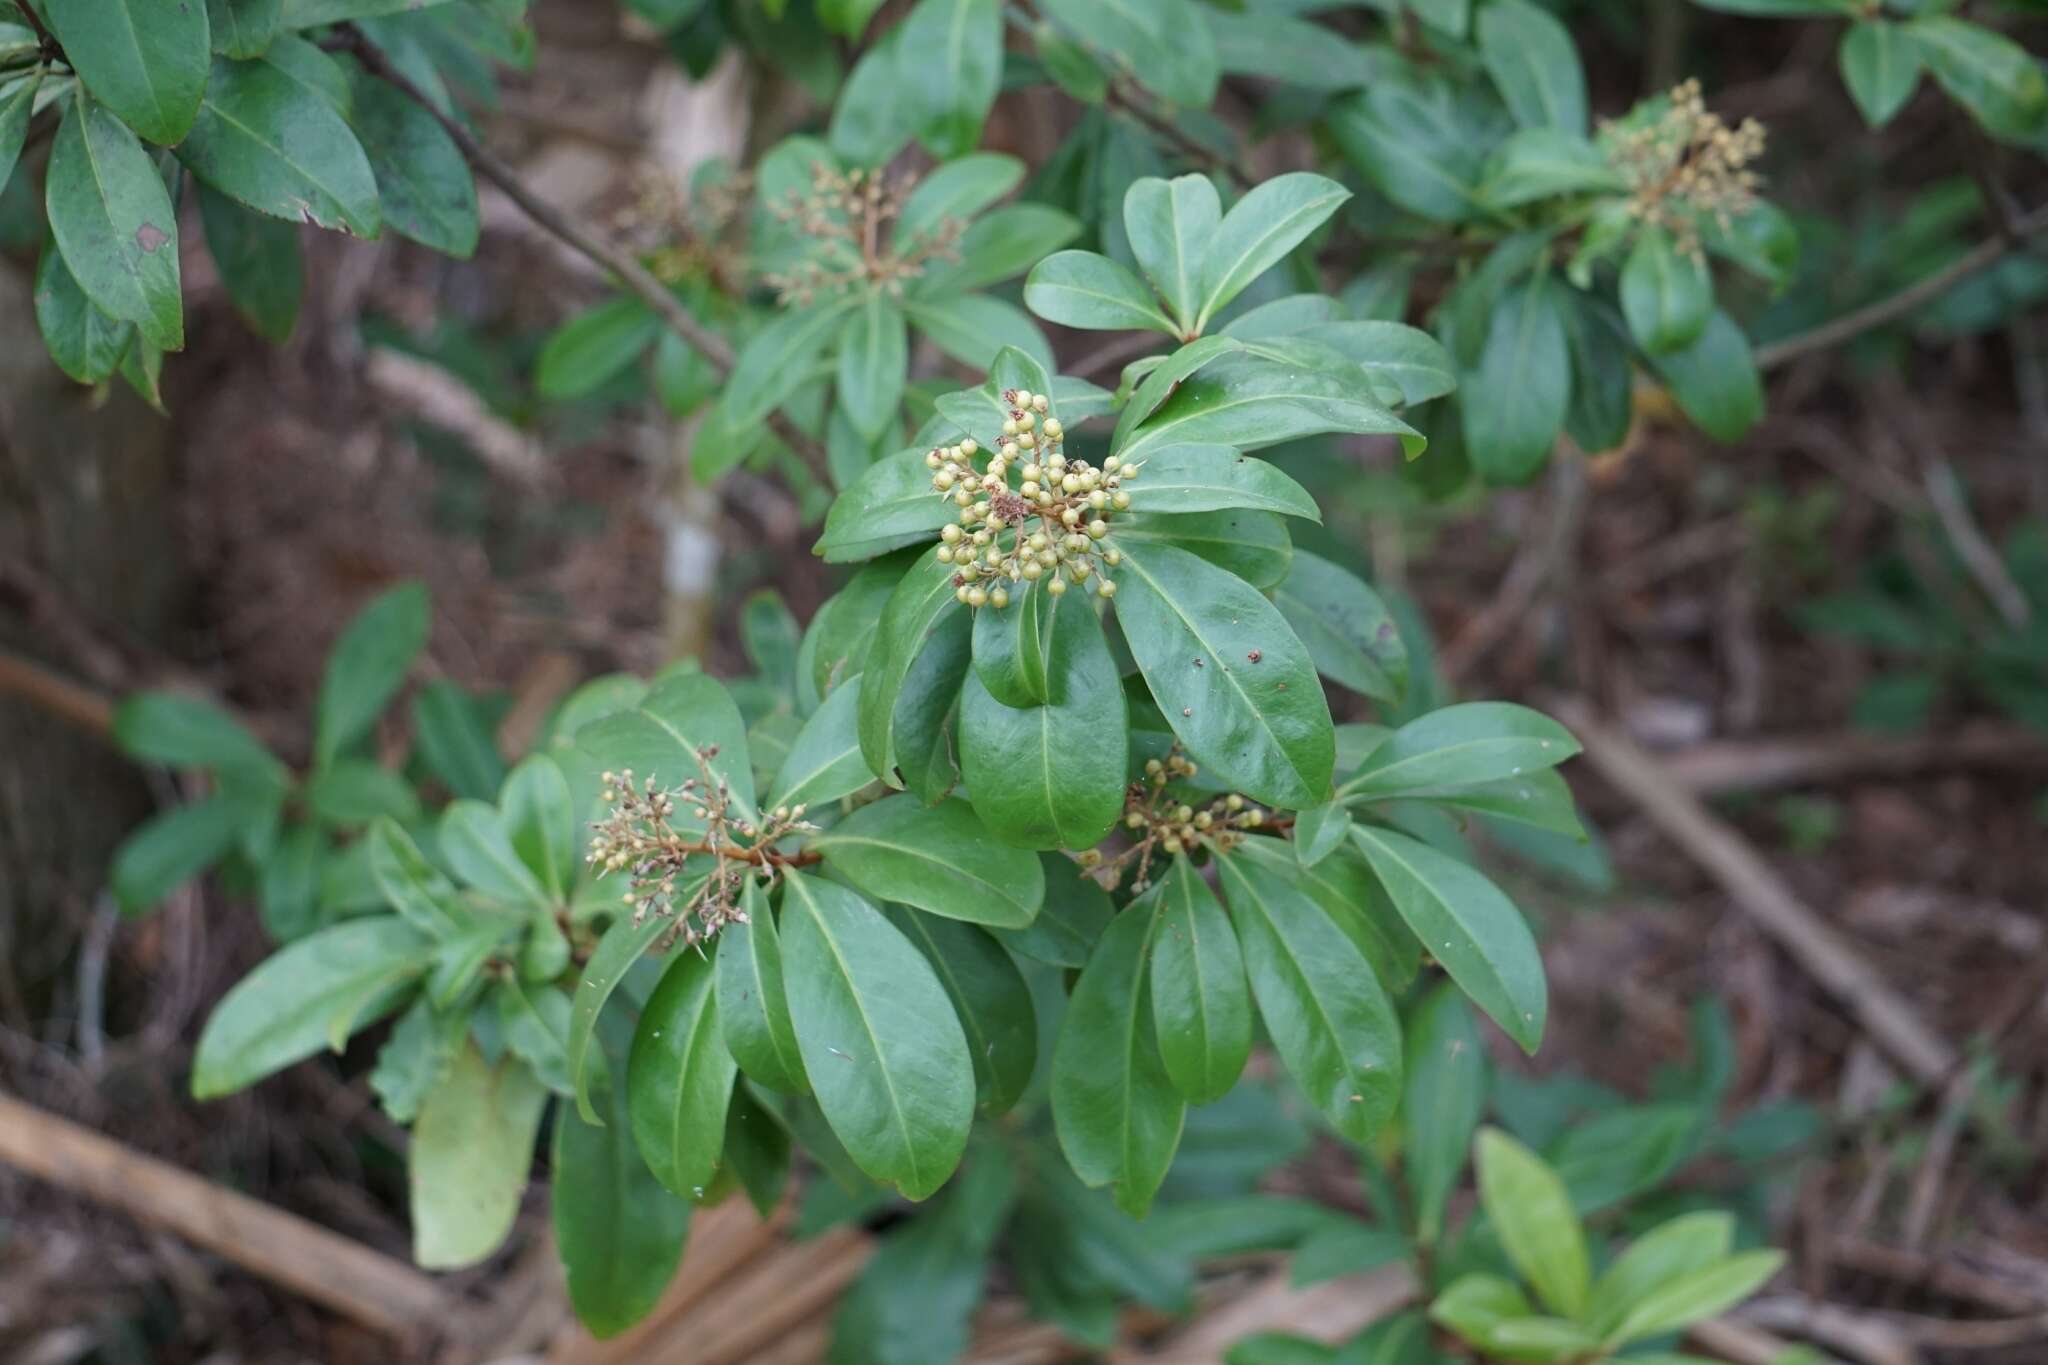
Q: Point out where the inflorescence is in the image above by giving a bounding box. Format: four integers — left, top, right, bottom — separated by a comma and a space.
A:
1078, 750, 1271, 893
930, 388, 1141, 610
1604, 78, 1766, 256
763, 163, 965, 305
586, 748, 817, 951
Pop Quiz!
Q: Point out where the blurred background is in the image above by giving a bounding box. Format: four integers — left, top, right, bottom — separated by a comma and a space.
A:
2, 1, 2046, 1362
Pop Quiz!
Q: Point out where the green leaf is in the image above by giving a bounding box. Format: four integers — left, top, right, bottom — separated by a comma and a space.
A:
1906, 16, 2048, 143
258, 825, 324, 941
34, 241, 135, 386
1403, 984, 1487, 1243
1112, 538, 1333, 810
1052, 902, 1185, 1217
961, 592, 1128, 851
192, 915, 430, 1097
806, 795, 1045, 928
1148, 856, 1252, 1104
716, 881, 809, 1094
314, 581, 427, 770
1563, 293, 1633, 454
942, 202, 1081, 292
1025, 250, 1178, 334
779, 870, 974, 1199
1687, 0, 1853, 11
1622, 225, 1712, 355
305, 757, 418, 828
1292, 801, 1351, 868
1341, 703, 1578, 801
553, 1034, 691, 1339
971, 579, 1056, 708
343, 57, 478, 255
898, 0, 1001, 159
197, 181, 302, 342
47, 0, 210, 145
208, 0, 280, 58
1648, 308, 1763, 443
837, 292, 908, 440
767, 676, 873, 811
1203, 9, 1380, 92
1124, 173, 1221, 333
1218, 853, 1402, 1143
410, 1044, 549, 1269
1117, 344, 1423, 461
118, 333, 166, 413
906, 293, 1055, 372
1589, 1211, 1733, 1336
1299, 321, 1458, 408
1476, 0, 1586, 134
1194, 172, 1350, 332
369, 995, 464, 1122
1035, 22, 1108, 103
897, 152, 1021, 244
176, 54, 380, 238
574, 671, 758, 827
856, 549, 962, 778
628, 947, 737, 1198
1038, 0, 1217, 108
536, 296, 659, 401
831, 1155, 1015, 1364
997, 855, 1115, 967
1432, 768, 1587, 840
1329, 80, 1483, 224
366, 817, 463, 939
1475, 1126, 1589, 1318
723, 1082, 792, 1218
1271, 550, 1407, 705
1461, 275, 1569, 484
725, 295, 858, 427
566, 909, 673, 1123
1608, 1250, 1786, 1345
1480, 127, 1627, 208
1840, 21, 1922, 129
260, 33, 351, 113
112, 792, 272, 916
817, 448, 954, 561
1349, 824, 1545, 1051
112, 690, 283, 780
440, 798, 549, 909
0, 69, 39, 202
1281, 840, 1420, 993
1430, 1273, 1535, 1348
46, 94, 184, 351
498, 978, 572, 1091
413, 679, 506, 801
1126, 445, 1320, 521
890, 909, 1037, 1114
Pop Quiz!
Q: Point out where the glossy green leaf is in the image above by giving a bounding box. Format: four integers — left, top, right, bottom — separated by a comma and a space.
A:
898, 0, 1001, 159
1648, 308, 1763, 443
1475, 1126, 1588, 1318
943, 202, 1081, 292
113, 690, 283, 780
779, 870, 974, 1199
1025, 250, 1178, 334
1194, 172, 1350, 331
767, 676, 873, 811
1430, 1273, 1535, 1348
716, 881, 809, 1094
192, 915, 430, 1097
1403, 983, 1487, 1243
1840, 21, 1922, 128
1350, 824, 1545, 1052
725, 295, 857, 427
497, 757, 573, 904
830, 1155, 1015, 1363
1328, 80, 1484, 224
566, 909, 672, 1123
1052, 902, 1185, 1217
176, 55, 380, 238
628, 947, 737, 1198
1219, 853, 1401, 1143
1292, 801, 1351, 869
1271, 550, 1407, 705
837, 292, 908, 440
891, 909, 1036, 1114
552, 1031, 691, 1339
46, 94, 183, 351
197, 181, 302, 342
996, 855, 1116, 967
305, 757, 418, 828
363, 817, 461, 939
1461, 275, 1569, 484
439, 798, 549, 909
536, 296, 659, 400
897, 152, 1021, 244
369, 995, 465, 1122
344, 58, 478, 255
208, 0, 280, 58
1117, 345, 1423, 461
1126, 445, 1320, 522
34, 241, 135, 386
817, 449, 954, 561
410, 1043, 549, 1269
1622, 225, 1712, 355
1148, 856, 1251, 1104
47, 0, 209, 145
574, 670, 757, 827
112, 791, 273, 916
1124, 173, 1221, 332
1609, 1250, 1786, 1345
971, 578, 1055, 708
1589, 1211, 1733, 1336
1300, 321, 1458, 408
1908, 16, 2048, 144
313, 581, 427, 769
906, 292, 1055, 371
1203, 9, 1380, 91
1038, 0, 1217, 108
1341, 703, 1578, 802
0, 69, 39, 201
806, 795, 1044, 928
413, 679, 506, 801
1112, 538, 1332, 810
1480, 127, 1627, 208
1476, 0, 1586, 134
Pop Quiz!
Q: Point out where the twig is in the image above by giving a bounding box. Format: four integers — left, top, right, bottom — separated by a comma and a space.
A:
1552, 699, 1959, 1088
1655, 724, 2048, 795
0, 1090, 458, 1340
1832, 1237, 2048, 1318
11, 0, 55, 52
331, 27, 832, 483
1756, 203, 2048, 370
1688, 1315, 1851, 1365
1441, 455, 1587, 684
1922, 459, 2031, 629
1737, 1296, 1917, 1365
0, 647, 115, 736
1106, 80, 1253, 187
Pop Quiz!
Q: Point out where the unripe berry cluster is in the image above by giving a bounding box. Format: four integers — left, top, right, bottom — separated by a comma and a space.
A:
927, 388, 1141, 610
1077, 749, 1268, 892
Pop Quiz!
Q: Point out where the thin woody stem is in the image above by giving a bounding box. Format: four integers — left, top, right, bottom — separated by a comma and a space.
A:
331, 25, 834, 482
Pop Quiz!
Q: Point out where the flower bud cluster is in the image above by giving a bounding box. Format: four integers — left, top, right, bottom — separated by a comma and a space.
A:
1079, 748, 1268, 892
928, 389, 1140, 610
1605, 79, 1766, 256
587, 753, 815, 950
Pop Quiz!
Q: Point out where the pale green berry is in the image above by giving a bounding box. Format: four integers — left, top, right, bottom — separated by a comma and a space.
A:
1013, 390, 1034, 408
990, 587, 1011, 609
960, 438, 978, 456
1061, 508, 1081, 527
1032, 394, 1049, 413
956, 586, 972, 604
1019, 432, 1036, 449
1047, 575, 1068, 596
1097, 578, 1116, 598
1044, 418, 1063, 439
934, 471, 955, 491
1104, 548, 1122, 567
1162, 836, 1184, 854
936, 545, 956, 564
972, 530, 991, 546
1087, 520, 1108, 540
1126, 811, 1146, 828
925, 451, 942, 469
967, 586, 988, 608
1060, 474, 1081, 494
1226, 794, 1245, 811
1028, 532, 1049, 551
1020, 480, 1039, 497
1113, 491, 1131, 510
941, 524, 962, 543
954, 488, 972, 507
1088, 490, 1107, 509
1021, 560, 1043, 579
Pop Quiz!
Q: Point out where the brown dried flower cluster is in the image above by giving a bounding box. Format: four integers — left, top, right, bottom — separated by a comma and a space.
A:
763, 163, 964, 304
1604, 79, 1767, 255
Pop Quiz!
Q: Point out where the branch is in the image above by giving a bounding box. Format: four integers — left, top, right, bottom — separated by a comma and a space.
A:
0, 648, 114, 736
10, 0, 56, 54
332, 27, 832, 483
1756, 202, 2048, 370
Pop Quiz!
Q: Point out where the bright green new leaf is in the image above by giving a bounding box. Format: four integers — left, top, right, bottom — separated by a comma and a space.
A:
500, 755, 575, 901
1608, 1250, 1787, 1345
1194, 172, 1351, 332
1116, 344, 1424, 461
1589, 1211, 1734, 1335
574, 670, 757, 826
1051, 901, 1185, 1217
440, 798, 550, 910
410, 1043, 549, 1269
1475, 1127, 1589, 1318
366, 817, 464, 939
46, 94, 184, 351
779, 871, 974, 1199
1148, 856, 1252, 1104
806, 795, 1045, 928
